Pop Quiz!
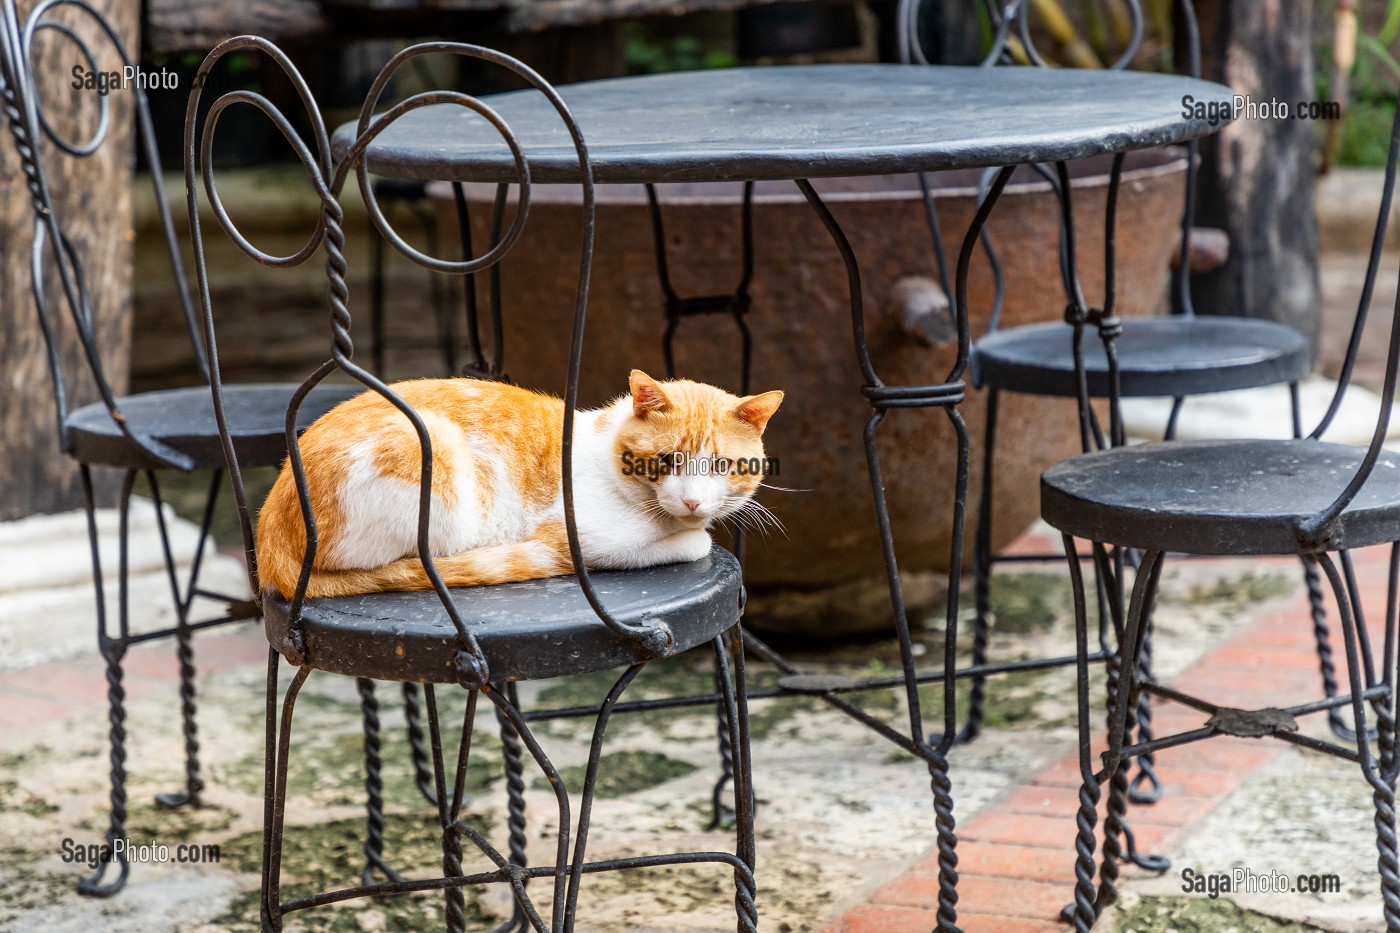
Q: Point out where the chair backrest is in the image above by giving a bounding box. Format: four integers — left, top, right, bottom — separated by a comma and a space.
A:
895, 0, 1144, 454
901, 1, 1231, 458
187, 38, 674, 689
0, 0, 206, 469
950, 1, 1400, 546
896, 0, 1146, 332
1296, 93, 1400, 546
982, 0, 1144, 70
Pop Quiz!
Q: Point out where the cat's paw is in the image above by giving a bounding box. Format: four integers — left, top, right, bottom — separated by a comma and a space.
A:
665, 529, 713, 563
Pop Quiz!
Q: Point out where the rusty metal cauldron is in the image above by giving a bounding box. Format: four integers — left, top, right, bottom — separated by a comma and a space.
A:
434, 148, 1187, 636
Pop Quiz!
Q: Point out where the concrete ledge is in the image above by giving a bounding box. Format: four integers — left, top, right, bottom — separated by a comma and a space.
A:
1122, 375, 1397, 446
0, 502, 249, 671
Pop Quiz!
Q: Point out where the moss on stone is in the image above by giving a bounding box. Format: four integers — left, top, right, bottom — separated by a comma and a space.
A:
534, 750, 698, 799
917, 667, 1075, 732
118, 798, 238, 840
212, 812, 491, 932
988, 573, 1065, 634
532, 654, 838, 743
0, 745, 51, 771
0, 780, 58, 816
0, 846, 71, 912
217, 719, 500, 812
1111, 895, 1328, 931
1167, 572, 1295, 611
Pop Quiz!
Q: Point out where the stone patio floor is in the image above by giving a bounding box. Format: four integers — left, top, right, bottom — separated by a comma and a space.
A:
2, 522, 1394, 932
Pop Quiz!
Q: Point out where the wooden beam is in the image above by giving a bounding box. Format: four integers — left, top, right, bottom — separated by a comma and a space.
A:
145, 0, 330, 55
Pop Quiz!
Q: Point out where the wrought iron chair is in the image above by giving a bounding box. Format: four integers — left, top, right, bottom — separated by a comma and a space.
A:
186, 36, 757, 933
1050, 87, 1400, 932
0, 0, 365, 896
900, 0, 1350, 781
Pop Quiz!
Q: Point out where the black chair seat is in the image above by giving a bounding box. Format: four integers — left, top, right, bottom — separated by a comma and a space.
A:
971, 316, 1309, 398
262, 545, 743, 683
65, 383, 358, 471
1041, 439, 1400, 555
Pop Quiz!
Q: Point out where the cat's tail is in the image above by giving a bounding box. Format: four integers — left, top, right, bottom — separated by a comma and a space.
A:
288, 527, 574, 599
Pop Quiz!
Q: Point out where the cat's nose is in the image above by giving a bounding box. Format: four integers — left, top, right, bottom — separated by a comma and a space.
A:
682, 498, 701, 513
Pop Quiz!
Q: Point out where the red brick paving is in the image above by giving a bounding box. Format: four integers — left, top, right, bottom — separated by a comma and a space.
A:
821, 543, 1391, 932
826, 904, 1063, 933
0, 622, 266, 734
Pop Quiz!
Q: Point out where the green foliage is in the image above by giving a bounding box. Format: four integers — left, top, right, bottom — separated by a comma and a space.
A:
1317, 0, 1400, 167
1334, 96, 1398, 167
624, 25, 736, 75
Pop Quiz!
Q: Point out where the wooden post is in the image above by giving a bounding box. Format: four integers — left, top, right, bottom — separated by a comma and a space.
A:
1188, 0, 1323, 359
0, 0, 137, 520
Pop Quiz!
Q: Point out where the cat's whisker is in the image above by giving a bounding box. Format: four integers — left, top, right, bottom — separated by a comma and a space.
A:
758, 482, 809, 494
724, 497, 786, 540
748, 500, 787, 537
627, 500, 673, 523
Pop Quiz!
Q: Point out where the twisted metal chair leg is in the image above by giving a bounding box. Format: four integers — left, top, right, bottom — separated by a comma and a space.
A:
147, 471, 206, 810
77, 469, 134, 897
1376, 783, 1400, 932
401, 682, 441, 806
162, 621, 205, 808
1063, 535, 1102, 932
424, 685, 468, 933
1095, 660, 1130, 914
709, 658, 737, 830
77, 639, 132, 897
357, 679, 404, 886
1375, 689, 1400, 931
1127, 616, 1163, 807
1092, 549, 1170, 918
718, 633, 759, 933
1316, 552, 1400, 932
926, 752, 960, 930
1096, 551, 1163, 918
262, 657, 310, 933
1303, 557, 1364, 742
1102, 549, 1167, 865
492, 683, 530, 933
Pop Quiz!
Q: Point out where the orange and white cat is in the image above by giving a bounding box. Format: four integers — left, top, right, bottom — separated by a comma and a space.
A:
256, 370, 783, 599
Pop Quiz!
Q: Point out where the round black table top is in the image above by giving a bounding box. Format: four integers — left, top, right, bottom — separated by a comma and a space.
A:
333, 64, 1234, 185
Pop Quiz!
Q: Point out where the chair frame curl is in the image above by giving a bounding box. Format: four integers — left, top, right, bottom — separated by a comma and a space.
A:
186, 36, 756, 933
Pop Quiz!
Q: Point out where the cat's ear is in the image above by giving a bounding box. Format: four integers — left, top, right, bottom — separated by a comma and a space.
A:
629, 370, 672, 417
734, 390, 784, 435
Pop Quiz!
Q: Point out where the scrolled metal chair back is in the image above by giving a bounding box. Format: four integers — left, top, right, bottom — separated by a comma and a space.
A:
985, 0, 1144, 70
896, 0, 1145, 328
187, 38, 675, 689
896, 0, 1145, 71
1294, 93, 1400, 548
895, 0, 1140, 449
0, 0, 205, 469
